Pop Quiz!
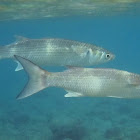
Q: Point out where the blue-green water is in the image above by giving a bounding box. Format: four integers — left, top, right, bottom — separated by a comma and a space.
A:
0, 15, 140, 140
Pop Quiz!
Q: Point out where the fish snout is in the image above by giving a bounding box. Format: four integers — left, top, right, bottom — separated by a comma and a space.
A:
109, 54, 115, 60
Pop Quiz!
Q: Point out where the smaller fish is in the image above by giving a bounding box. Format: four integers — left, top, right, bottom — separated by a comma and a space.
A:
0, 36, 115, 71
15, 55, 140, 99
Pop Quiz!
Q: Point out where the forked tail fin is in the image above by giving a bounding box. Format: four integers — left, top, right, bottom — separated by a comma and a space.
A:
14, 55, 51, 99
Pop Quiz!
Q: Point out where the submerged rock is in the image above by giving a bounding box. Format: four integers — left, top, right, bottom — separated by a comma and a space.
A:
104, 127, 122, 139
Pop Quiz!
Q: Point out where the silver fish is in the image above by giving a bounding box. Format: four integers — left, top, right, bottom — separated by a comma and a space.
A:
0, 36, 114, 71
15, 55, 140, 99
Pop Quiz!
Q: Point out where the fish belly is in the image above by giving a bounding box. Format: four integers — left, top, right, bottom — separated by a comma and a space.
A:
50, 74, 107, 97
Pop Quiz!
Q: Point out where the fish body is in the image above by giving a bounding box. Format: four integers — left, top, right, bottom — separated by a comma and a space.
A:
0, 36, 114, 71
15, 55, 140, 99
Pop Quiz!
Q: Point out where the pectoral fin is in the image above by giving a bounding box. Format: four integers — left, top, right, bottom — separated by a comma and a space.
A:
15, 60, 23, 71
71, 45, 87, 58
65, 91, 83, 97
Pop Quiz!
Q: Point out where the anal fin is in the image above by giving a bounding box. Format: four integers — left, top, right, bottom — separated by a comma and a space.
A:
107, 96, 123, 98
65, 90, 83, 97
15, 60, 23, 71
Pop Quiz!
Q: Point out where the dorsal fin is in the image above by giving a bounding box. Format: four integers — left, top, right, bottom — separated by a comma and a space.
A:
65, 90, 83, 97
14, 35, 29, 42
65, 66, 83, 73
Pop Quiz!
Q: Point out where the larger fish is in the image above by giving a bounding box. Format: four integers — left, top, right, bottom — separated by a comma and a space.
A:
15, 55, 140, 99
0, 36, 114, 71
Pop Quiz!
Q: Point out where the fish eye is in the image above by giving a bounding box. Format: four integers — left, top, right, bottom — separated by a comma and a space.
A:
106, 54, 110, 59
